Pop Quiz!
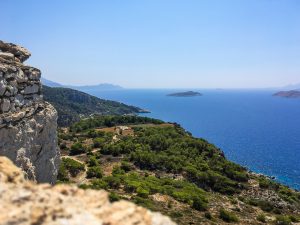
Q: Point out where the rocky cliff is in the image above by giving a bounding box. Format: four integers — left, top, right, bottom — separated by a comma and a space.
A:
0, 156, 175, 225
0, 41, 60, 184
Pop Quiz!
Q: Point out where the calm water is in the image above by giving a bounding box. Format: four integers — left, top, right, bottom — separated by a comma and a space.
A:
84, 89, 300, 189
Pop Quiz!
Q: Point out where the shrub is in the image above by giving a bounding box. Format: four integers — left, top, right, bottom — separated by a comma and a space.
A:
170, 211, 183, 218
90, 179, 109, 190
61, 158, 85, 177
87, 155, 99, 167
275, 216, 291, 225
120, 161, 134, 172
86, 166, 103, 178
204, 212, 213, 220
104, 176, 122, 189
93, 137, 106, 148
137, 187, 150, 198
192, 196, 207, 211
247, 198, 274, 212
289, 215, 300, 223
133, 196, 154, 209
219, 208, 239, 223
256, 213, 266, 223
60, 142, 67, 149
57, 162, 69, 182
70, 142, 86, 155
109, 192, 121, 202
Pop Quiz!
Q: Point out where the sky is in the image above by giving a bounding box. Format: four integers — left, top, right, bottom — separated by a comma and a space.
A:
1, 0, 300, 88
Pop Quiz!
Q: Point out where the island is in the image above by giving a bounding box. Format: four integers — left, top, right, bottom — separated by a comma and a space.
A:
167, 91, 202, 97
273, 90, 300, 98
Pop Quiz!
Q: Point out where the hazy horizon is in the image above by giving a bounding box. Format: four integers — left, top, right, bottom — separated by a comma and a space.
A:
2, 0, 300, 88
42, 76, 300, 90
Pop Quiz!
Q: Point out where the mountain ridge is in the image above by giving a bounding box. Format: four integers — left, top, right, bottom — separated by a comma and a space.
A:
41, 77, 123, 90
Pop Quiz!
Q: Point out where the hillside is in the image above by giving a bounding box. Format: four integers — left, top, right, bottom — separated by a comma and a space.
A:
57, 115, 300, 225
42, 86, 145, 127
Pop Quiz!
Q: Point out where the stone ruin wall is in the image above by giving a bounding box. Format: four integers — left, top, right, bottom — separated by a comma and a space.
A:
0, 40, 60, 184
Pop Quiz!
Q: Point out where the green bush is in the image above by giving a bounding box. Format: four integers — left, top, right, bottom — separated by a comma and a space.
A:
120, 161, 134, 172
57, 162, 69, 182
109, 192, 121, 202
61, 158, 85, 177
289, 215, 300, 223
275, 216, 292, 225
70, 142, 86, 155
133, 196, 154, 209
192, 196, 207, 211
93, 137, 106, 148
256, 213, 266, 223
247, 198, 274, 212
87, 155, 99, 167
104, 176, 122, 189
90, 179, 109, 190
137, 187, 150, 198
219, 208, 239, 223
86, 166, 103, 178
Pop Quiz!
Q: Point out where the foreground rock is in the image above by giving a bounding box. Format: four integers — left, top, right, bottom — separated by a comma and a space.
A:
0, 156, 175, 225
0, 40, 59, 183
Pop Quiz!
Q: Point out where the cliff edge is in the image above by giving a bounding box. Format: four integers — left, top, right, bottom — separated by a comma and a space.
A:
0, 41, 60, 184
0, 156, 175, 225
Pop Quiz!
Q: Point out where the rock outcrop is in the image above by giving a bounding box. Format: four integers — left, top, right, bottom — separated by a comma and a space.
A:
0, 40, 60, 184
0, 156, 175, 225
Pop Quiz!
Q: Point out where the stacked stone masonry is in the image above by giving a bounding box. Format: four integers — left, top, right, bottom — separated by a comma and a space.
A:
0, 40, 60, 184
0, 41, 42, 118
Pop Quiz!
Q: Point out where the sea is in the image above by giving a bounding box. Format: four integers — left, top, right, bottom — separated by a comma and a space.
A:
83, 88, 300, 190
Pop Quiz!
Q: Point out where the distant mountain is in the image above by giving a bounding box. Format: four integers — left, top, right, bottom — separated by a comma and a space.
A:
41, 78, 63, 87
41, 78, 123, 91
68, 83, 123, 91
273, 90, 300, 98
167, 91, 202, 97
42, 85, 146, 127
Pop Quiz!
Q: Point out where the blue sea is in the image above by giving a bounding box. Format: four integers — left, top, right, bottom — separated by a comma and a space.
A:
84, 89, 300, 190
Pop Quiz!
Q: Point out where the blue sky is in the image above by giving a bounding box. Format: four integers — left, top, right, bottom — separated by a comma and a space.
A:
2, 0, 300, 88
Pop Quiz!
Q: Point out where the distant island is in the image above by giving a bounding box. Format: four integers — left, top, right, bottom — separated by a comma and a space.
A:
273, 90, 300, 98
167, 91, 202, 97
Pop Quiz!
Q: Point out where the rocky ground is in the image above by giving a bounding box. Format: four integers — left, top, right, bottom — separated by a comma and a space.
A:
0, 156, 175, 225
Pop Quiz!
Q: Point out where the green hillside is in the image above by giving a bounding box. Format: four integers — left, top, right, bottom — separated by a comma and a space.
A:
57, 115, 300, 224
42, 86, 144, 127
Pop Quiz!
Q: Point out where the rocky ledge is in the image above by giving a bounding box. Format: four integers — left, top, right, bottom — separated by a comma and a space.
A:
0, 156, 175, 225
0, 40, 60, 184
